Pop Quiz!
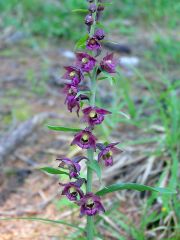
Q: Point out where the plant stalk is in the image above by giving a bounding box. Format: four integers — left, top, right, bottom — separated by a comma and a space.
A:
86, 1, 98, 238
86, 69, 97, 240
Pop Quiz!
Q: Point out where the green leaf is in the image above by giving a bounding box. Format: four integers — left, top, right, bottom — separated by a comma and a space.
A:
48, 125, 82, 132
40, 167, 69, 176
96, 183, 176, 196
72, 9, 88, 13
76, 90, 91, 98
75, 34, 88, 50
87, 160, 101, 180
0, 217, 84, 231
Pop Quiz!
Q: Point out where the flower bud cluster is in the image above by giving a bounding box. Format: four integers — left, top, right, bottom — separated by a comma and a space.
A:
58, 0, 121, 217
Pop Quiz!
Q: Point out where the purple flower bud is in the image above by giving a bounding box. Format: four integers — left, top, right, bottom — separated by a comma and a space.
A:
82, 106, 111, 126
100, 53, 117, 73
85, 14, 94, 26
77, 192, 105, 216
88, 3, 96, 13
63, 66, 84, 85
60, 182, 84, 201
71, 129, 97, 150
86, 37, 101, 51
97, 4, 105, 11
76, 52, 96, 72
97, 142, 122, 166
94, 29, 105, 40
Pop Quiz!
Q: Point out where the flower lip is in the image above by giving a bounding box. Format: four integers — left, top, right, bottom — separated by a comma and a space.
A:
71, 129, 97, 150
63, 66, 84, 85
86, 37, 101, 51
60, 182, 84, 201
97, 142, 122, 166
76, 52, 96, 72
77, 192, 105, 216
82, 106, 111, 126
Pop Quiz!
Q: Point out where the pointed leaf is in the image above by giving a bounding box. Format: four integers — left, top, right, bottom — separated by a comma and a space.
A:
87, 160, 101, 180
40, 167, 69, 176
96, 183, 176, 196
75, 34, 88, 50
48, 125, 82, 132
76, 90, 91, 98
72, 9, 88, 13
0, 217, 84, 231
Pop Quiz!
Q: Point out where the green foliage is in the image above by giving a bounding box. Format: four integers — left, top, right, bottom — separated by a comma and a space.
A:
0, 0, 180, 40
87, 160, 101, 181
40, 167, 69, 176
96, 183, 176, 196
47, 125, 82, 132
0, 217, 84, 231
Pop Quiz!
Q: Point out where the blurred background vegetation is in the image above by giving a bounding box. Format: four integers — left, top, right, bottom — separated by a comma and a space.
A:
0, 0, 180, 239
0, 0, 180, 40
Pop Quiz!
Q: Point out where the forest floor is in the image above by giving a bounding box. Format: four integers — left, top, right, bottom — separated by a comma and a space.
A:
0, 24, 179, 240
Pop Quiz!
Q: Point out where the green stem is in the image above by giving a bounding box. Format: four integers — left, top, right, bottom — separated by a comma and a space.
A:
86, 1, 98, 238
86, 69, 97, 240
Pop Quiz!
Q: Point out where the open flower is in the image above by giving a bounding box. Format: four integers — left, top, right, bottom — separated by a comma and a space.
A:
86, 37, 101, 51
57, 157, 80, 179
64, 84, 78, 96
78, 192, 105, 216
82, 106, 111, 126
60, 182, 84, 201
65, 94, 80, 116
100, 53, 117, 73
76, 52, 96, 72
63, 66, 84, 85
57, 156, 87, 179
71, 129, 97, 150
97, 142, 121, 166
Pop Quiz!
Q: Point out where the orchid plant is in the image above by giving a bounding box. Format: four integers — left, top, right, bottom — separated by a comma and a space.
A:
42, 1, 175, 239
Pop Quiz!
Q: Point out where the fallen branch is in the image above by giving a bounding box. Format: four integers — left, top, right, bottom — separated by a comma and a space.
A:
0, 112, 58, 165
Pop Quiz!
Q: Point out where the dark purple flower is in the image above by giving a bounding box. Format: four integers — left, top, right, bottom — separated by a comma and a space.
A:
60, 182, 84, 201
88, 3, 96, 13
97, 142, 121, 166
57, 157, 81, 179
76, 52, 96, 72
71, 129, 97, 150
64, 84, 78, 96
82, 106, 111, 126
94, 29, 105, 40
85, 14, 94, 26
63, 66, 84, 85
86, 37, 101, 51
77, 192, 105, 216
65, 94, 80, 116
100, 53, 117, 73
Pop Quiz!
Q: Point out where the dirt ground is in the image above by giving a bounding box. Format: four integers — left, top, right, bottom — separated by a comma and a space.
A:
0, 29, 178, 239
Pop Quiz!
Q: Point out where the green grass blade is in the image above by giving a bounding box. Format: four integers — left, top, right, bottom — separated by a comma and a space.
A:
96, 183, 176, 196
48, 125, 82, 132
0, 217, 84, 231
40, 167, 69, 176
